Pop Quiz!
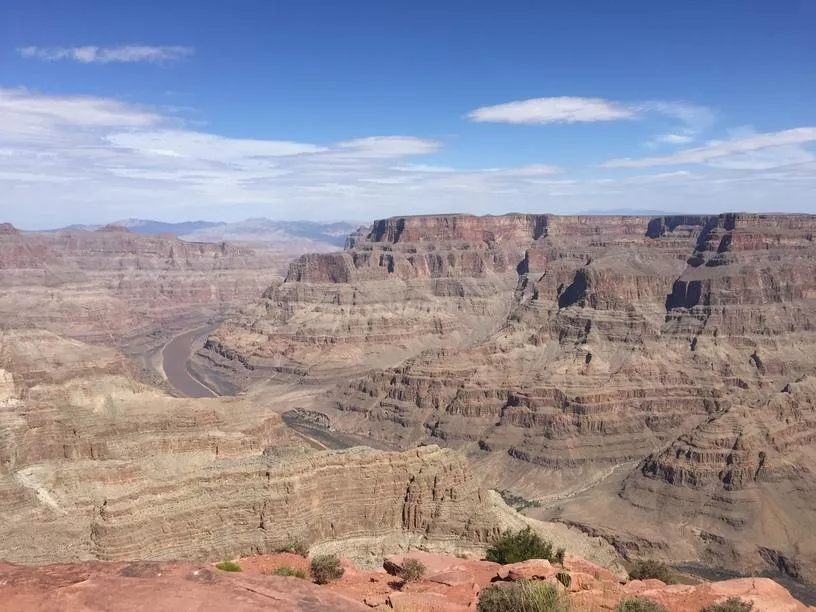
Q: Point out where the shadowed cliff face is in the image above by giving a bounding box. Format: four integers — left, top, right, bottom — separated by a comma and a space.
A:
204, 212, 816, 582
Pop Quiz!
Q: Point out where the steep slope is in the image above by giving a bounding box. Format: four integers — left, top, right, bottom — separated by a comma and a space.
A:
0, 328, 617, 569
203, 212, 816, 580
0, 225, 287, 351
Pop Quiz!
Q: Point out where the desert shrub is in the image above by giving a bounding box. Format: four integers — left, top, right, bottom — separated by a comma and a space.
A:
701, 597, 754, 612
555, 571, 571, 588
275, 540, 308, 557
215, 560, 242, 572
477, 580, 566, 612
628, 559, 675, 584
486, 527, 555, 565
398, 558, 426, 583
272, 565, 306, 578
310, 554, 344, 584
554, 547, 566, 566
615, 596, 668, 612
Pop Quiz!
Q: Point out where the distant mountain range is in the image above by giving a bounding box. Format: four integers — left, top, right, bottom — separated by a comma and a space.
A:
52, 218, 362, 250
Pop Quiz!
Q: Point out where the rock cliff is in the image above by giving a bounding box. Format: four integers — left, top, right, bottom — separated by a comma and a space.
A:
0, 227, 292, 351
204, 212, 816, 581
0, 328, 616, 569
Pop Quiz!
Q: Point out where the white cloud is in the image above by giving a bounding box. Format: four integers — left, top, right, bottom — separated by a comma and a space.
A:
603, 128, 816, 168
638, 101, 716, 133
337, 136, 440, 158
18, 45, 193, 64
653, 133, 695, 145
467, 97, 635, 124
105, 130, 326, 160
490, 163, 563, 176
392, 163, 456, 173
0, 87, 813, 227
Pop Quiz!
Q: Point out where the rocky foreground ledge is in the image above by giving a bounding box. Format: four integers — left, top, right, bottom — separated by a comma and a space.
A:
1, 552, 811, 612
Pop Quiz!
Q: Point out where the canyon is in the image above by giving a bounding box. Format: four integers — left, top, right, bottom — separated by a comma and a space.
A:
201, 212, 816, 585
1, 212, 815, 610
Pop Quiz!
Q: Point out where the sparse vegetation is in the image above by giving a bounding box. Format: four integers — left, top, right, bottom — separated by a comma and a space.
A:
499, 490, 542, 511
398, 558, 426, 583
554, 547, 566, 566
274, 540, 309, 557
486, 526, 555, 565
215, 560, 242, 572
477, 580, 567, 612
628, 559, 675, 584
615, 597, 668, 612
701, 597, 754, 612
310, 554, 344, 584
271, 565, 306, 578
555, 571, 571, 589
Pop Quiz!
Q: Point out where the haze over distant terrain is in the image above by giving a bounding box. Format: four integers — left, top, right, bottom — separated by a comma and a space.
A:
47, 218, 360, 250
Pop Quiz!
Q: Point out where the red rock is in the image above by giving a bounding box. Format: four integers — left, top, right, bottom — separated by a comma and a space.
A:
384, 551, 466, 576
387, 590, 470, 612
623, 578, 669, 592
362, 592, 389, 607
566, 571, 597, 593
0, 561, 369, 611
564, 554, 623, 584
427, 568, 476, 587
497, 559, 559, 581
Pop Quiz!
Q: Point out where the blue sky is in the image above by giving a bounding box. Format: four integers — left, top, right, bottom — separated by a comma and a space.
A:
1, 0, 814, 228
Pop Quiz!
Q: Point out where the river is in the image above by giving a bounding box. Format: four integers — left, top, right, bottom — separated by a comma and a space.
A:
161, 324, 220, 398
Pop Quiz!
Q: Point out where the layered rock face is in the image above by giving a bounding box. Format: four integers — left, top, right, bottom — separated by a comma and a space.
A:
206, 213, 816, 580
0, 226, 290, 349
1, 329, 619, 567
204, 215, 534, 380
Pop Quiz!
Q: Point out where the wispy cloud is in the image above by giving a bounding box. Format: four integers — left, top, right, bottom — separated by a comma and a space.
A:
652, 133, 695, 145
336, 136, 440, 158
468, 97, 716, 148
1, 87, 813, 227
18, 45, 193, 64
467, 97, 635, 124
603, 127, 816, 168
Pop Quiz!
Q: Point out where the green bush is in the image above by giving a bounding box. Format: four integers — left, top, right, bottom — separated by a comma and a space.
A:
215, 560, 242, 572
272, 565, 306, 579
615, 596, 668, 612
477, 580, 566, 612
398, 558, 426, 583
486, 527, 555, 565
701, 597, 754, 612
628, 559, 675, 584
275, 540, 308, 557
554, 547, 566, 566
310, 554, 344, 584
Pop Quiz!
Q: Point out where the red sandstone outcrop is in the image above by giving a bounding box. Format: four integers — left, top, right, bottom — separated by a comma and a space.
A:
2, 553, 810, 611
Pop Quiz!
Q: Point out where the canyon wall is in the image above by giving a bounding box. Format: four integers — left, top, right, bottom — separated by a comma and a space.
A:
204, 212, 816, 580
0, 226, 290, 350
0, 328, 616, 567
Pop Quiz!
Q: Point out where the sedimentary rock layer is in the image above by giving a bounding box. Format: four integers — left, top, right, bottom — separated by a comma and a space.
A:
204, 212, 816, 579
0, 225, 290, 348
1, 329, 619, 568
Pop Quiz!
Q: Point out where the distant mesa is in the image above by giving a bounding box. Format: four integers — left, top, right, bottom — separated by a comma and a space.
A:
96, 224, 130, 233
0, 223, 19, 235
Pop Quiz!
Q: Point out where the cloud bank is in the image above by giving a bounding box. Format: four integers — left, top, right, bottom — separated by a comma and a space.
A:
0, 88, 813, 228
18, 45, 193, 64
